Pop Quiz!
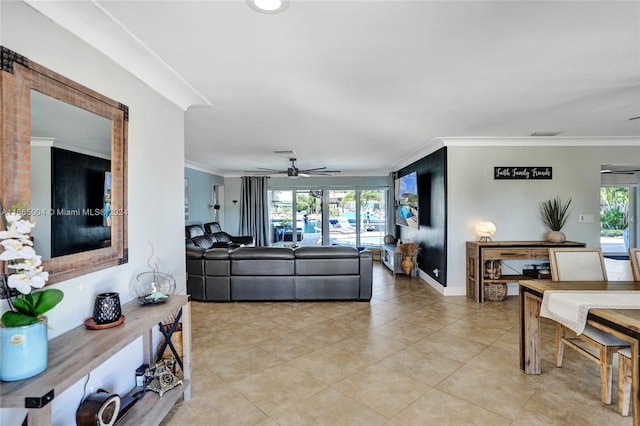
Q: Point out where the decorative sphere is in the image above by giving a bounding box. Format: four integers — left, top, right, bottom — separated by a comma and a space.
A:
383, 234, 396, 244
132, 271, 176, 304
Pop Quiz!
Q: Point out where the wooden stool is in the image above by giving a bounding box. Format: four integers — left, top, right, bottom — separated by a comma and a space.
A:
618, 348, 632, 416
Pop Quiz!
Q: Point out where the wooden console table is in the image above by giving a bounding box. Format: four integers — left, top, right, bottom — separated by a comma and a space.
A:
381, 244, 403, 275
466, 240, 585, 303
0, 295, 191, 425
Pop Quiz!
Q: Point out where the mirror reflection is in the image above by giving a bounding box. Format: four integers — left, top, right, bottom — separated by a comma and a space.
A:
30, 90, 112, 259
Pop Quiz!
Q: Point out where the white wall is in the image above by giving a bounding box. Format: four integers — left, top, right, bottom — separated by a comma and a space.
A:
445, 142, 640, 295
1, 2, 186, 424
30, 143, 52, 259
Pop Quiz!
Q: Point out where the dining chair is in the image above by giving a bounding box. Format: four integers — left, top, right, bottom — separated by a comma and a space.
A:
630, 248, 640, 281
548, 247, 631, 405
617, 348, 632, 416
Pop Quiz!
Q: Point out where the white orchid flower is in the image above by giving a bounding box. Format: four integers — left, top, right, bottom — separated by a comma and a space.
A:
0, 242, 37, 261
7, 255, 42, 271
0, 230, 33, 245
7, 267, 49, 294
5, 213, 22, 223
10, 219, 35, 235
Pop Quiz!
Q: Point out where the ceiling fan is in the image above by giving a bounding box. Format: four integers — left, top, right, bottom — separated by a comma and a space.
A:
244, 158, 341, 177
601, 166, 640, 174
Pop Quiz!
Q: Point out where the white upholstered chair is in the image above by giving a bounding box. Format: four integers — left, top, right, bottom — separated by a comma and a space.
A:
548, 247, 631, 405
630, 248, 640, 281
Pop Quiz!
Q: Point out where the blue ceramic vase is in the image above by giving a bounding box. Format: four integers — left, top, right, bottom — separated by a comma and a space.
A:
0, 319, 48, 381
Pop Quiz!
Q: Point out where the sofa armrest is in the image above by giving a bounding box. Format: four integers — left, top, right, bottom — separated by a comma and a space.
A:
359, 250, 373, 301
186, 246, 206, 258
230, 235, 254, 245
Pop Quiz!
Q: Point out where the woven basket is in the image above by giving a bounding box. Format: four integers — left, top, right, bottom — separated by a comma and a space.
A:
484, 283, 508, 302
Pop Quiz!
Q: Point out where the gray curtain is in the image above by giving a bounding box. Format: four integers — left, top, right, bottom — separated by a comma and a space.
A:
239, 176, 270, 246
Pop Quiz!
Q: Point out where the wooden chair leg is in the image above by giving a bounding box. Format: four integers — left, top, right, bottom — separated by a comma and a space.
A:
555, 324, 565, 367
618, 351, 632, 416
600, 346, 614, 405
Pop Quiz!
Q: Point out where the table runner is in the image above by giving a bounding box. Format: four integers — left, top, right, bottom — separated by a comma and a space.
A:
540, 291, 640, 334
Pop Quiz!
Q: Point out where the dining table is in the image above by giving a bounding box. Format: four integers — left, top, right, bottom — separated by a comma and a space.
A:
518, 279, 640, 425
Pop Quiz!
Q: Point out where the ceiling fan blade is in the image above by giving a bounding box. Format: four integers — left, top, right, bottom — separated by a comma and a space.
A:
300, 166, 327, 172
244, 170, 286, 175
309, 170, 341, 173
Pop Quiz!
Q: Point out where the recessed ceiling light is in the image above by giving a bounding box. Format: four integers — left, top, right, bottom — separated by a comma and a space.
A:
274, 150, 296, 155
247, 0, 289, 14
531, 131, 562, 137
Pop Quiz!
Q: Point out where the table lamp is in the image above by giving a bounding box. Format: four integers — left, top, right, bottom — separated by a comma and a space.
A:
475, 221, 496, 242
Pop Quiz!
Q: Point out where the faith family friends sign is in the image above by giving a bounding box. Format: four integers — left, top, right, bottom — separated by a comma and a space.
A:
494, 167, 552, 180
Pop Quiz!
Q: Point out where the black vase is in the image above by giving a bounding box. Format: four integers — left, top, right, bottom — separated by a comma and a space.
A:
93, 292, 121, 324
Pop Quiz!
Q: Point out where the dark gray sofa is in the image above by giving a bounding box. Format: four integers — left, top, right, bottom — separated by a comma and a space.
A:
186, 246, 373, 302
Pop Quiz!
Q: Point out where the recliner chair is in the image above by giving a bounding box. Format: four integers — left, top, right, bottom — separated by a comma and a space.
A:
203, 222, 254, 246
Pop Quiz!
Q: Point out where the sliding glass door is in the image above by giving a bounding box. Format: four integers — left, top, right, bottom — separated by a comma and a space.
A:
327, 189, 386, 248
600, 185, 637, 256
269, 189, 323, 246
269, 188, 387, 247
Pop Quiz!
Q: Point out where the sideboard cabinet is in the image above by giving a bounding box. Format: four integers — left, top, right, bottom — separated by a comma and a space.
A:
466, 240, 585, 303
0, 295, 191, 425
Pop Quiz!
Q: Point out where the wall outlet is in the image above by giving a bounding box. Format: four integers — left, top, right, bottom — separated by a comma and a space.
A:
578, 214, 594, 223
87, 378, 105, 395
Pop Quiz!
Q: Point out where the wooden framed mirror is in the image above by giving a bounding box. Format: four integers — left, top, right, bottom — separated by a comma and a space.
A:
1, 46, 128, 285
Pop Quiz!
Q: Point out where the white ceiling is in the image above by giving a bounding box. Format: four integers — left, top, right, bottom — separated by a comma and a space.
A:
25, 0, 640, 176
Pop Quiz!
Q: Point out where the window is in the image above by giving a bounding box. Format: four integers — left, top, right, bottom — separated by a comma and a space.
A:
269, 188, 387, 247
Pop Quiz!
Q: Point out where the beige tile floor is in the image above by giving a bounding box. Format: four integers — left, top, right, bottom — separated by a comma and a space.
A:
162, 262, 633, 425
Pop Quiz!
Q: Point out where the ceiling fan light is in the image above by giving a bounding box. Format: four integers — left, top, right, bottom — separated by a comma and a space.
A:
531, 131, 562, 137
247, 0, 289, 14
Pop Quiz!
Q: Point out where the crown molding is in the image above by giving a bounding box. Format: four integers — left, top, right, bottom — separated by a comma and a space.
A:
390, 137, 445, 171
24, 0, 211, 111
437, 136, 640, 147
184, 160, 225, 176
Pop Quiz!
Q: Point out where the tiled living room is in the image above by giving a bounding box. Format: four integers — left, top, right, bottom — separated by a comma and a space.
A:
1, 1, 638, 425
162, 261, 631, 425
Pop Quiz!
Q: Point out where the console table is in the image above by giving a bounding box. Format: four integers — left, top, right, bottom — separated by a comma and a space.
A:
0, 295, 191, 425
381, 244, 404, 275
466, 240, 585, 303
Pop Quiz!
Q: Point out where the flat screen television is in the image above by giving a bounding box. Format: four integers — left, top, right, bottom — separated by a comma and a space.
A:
395, 171, 419, 228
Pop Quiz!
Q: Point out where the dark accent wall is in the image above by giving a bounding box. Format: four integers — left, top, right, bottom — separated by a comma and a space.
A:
51, 147, 111, 257
397, 147, 447, 285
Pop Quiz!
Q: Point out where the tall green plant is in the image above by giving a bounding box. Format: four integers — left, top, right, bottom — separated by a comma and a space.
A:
540, 196, 572, 231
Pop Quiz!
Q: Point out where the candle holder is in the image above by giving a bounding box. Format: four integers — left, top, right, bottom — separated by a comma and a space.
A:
93, 292, 122, 324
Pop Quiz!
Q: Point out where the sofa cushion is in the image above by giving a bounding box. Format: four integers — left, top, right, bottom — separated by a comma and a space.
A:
204, 222, 223, 233
212, 232, 230, 243
231, 247, 295, 276
186, 224, 205, 239
203, 248, 231, 260
296, 256, 359, 275
230, 247, 295, 260
190, 234, 234, 250
294, 246, 360, 275
294, 246, 359, 259
190, 234, 218, 249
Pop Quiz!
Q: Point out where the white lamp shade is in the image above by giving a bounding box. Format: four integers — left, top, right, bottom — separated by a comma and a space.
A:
475, 221, 496, 237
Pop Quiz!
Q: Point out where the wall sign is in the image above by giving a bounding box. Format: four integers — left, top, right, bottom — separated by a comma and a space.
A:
494, 167, 552, 180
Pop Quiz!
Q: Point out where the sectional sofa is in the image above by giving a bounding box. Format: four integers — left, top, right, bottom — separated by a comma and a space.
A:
186, 245, 373, 302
